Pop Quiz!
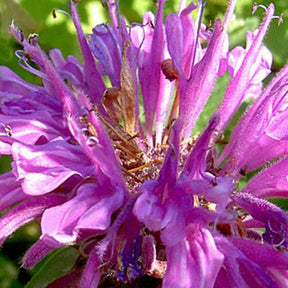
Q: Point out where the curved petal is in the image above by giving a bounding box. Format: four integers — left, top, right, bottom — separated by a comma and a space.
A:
12, 139, 94, 195
163, 226, 223, 288
0, 195, 66, 245
41, 182, 124, 243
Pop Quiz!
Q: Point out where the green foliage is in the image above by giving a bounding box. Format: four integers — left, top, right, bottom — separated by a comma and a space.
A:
269, 198, 288, 211
0, 155, 12, 173
0, 254, 22, 288
233, 0, 288, 69
25, 246, 79, 288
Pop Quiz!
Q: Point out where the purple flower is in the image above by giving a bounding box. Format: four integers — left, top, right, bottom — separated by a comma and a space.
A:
1, 0, 288, 287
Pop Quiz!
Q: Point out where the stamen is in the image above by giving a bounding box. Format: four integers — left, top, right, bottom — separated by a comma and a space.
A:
0, 123, 12, 137
5, 125, 12, 137
28, 33, 39, 45
191, 0, 206, 70
51, 8, 71, 19
16, 52, 48, 80
86, 136, 100, 147
206, 20, 213, 31
162, 88, 179, 145
253, 3, 284, 26
239, 166, 247, 176
272, 234, 286, 247
252, 3, 268, 15
79, 105, 90, 118
127, 133, 142, 141
15, 50, 25, 60
79, 128, 99, 147
52, 9, 57, 19
79, 127, 90, 137
272, 13, 284, 26
267, 217, 280, 233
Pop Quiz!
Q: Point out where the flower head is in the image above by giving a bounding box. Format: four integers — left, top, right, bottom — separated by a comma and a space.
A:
1, 0, 288, 287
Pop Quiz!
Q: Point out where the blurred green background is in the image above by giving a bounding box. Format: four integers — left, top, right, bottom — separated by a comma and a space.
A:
0, 0, 288, 287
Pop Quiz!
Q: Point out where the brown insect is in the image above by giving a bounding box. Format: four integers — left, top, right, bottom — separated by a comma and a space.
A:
92, 105, 145, 170
81, 42, 163, 183
216, 217, 246, 237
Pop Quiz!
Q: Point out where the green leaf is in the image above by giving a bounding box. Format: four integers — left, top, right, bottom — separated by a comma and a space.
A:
0, 155, 12, 174
264, 20, 288, 70
268, 198, 288, 211
25, 246, 79, 288
0, 254, 22, 288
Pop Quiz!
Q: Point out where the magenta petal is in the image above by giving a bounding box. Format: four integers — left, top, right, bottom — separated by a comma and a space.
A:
0, 171, 27, 211
12, 139, 94, 195
133, 180, 183, 243
70, 2, 106, 103
165, 2, 198, 78
163, 226, 223, 288
133, 124, 181, 234
226, 31, 272, 100
240, 138, 288, 173
2, 1, 288, 286
133, 181, 166, 231
1, 89, 62, 117
49, 49, 85, 88
0, 66, 41, 97
0, 194, 66, 245
165, 13, 184, 75
41, 182, 124, 243
178, 20, 224, 138
231, 237, 288, 270
217, 4, 275, 131
41, 185, 98, 244
233, 192, 288, 248
265, 109, 288, 141
90, 24, 121, 87
80, 248, 101, 288
0, 111, 66, 152
77, 185, 124, 231
179, 2, 199, 77
220, 92, 274, 174
160, 203, 185, 247
138, 0, 166, 143
10, 28, 80, 118
215, 235, 281, 288
205, 176, 234, 212
184, 115, 219, 178
243, 157, 288, 198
